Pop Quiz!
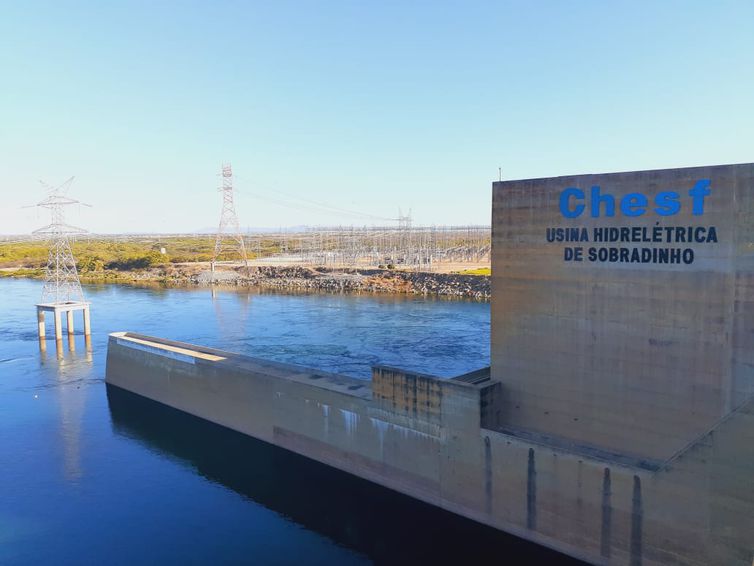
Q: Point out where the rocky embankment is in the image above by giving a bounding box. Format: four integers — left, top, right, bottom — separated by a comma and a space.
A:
192, 266, 490, 299
5, 264, 490, 299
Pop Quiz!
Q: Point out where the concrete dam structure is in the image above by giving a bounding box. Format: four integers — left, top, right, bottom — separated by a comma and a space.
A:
105, 162, 754, 565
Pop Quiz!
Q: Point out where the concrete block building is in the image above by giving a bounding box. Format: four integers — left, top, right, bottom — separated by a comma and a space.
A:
490, 163, 754, 563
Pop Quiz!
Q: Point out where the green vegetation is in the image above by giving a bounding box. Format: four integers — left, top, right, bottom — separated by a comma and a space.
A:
0, 236, 492, 281
0, 242, 48, 268
0, 236, 219, 272
0, 235, 280, 283
456, 267, 491, 276
0, 267, 44, 278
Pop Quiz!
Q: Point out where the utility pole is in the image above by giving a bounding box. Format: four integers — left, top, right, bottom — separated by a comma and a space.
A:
31, 177, 92, 346
211, 163, 249, 276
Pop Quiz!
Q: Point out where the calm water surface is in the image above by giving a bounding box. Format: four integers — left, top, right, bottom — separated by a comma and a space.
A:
0, 278, 576, 564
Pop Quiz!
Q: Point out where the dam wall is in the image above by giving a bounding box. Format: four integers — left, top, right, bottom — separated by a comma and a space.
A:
107, 330, 753, 565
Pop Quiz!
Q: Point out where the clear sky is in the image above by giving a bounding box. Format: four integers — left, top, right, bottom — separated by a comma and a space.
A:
1, 0, 752, 234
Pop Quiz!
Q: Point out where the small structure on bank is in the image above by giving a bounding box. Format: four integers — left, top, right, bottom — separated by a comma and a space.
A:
32, 178, 91, 342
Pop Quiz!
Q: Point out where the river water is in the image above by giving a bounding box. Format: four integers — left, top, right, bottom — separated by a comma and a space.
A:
0, 278, 576, 564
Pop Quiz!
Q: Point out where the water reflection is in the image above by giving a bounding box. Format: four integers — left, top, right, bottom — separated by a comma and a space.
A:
39, 334, 92, 362
39, 334, 94, 482
211, 287, 252, 343
107, 385, 580, 565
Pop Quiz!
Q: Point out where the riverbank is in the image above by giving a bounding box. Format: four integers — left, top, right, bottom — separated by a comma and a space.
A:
0, 264, 490, 299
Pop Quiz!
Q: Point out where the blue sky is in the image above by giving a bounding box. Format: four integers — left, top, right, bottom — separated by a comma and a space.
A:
1, 0, 752, 233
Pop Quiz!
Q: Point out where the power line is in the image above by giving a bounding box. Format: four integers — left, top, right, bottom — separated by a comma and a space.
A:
233, 174, 396, 222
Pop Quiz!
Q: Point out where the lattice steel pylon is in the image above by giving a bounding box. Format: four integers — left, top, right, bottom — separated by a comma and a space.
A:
211, 163, 249, 274
31, 177, 90, 304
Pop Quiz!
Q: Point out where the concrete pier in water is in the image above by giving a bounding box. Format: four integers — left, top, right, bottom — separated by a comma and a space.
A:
37, 301, 91, 340
106, 162, 754, 565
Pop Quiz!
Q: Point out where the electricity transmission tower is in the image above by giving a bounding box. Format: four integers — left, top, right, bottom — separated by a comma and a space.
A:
32, 177, 90, 304
212, 163, 249, 273
397, 208, 413, 265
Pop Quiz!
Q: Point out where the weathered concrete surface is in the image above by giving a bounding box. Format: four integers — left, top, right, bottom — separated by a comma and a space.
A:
107, 330, 753, 565
488, 163, 754, 564
492, 163, 754, 463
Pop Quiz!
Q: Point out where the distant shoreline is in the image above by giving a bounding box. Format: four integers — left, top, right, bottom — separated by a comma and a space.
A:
1, 264, 491, 300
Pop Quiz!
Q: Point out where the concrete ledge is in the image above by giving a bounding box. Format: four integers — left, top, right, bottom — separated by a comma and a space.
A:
110, 331, 372, 400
